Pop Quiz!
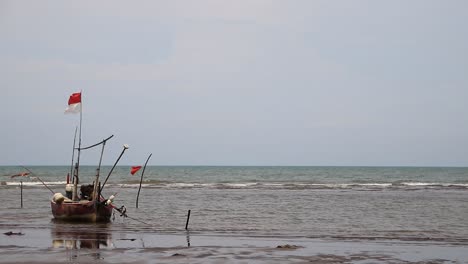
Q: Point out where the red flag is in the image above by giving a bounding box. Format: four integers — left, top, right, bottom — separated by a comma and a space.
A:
130, 166, 142, 175
65, 92, 82, 114
68, 92, 81, 104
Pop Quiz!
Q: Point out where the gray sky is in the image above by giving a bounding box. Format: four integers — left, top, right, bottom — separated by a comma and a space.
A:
1, 1, 467, 166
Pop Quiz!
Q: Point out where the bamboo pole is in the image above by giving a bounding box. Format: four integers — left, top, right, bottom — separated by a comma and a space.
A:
185, 210, 191, 230
136, 153, 152, 208
20, 181, 23, 208
70, 126, 78, 182
91, 136, 113, 201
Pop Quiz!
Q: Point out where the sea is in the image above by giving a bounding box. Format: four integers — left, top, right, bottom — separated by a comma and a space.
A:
1, 166, 468, 239
1, 166, 468, 262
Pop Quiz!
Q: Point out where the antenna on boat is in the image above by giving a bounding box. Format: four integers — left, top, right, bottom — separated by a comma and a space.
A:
69, 126, 78, 183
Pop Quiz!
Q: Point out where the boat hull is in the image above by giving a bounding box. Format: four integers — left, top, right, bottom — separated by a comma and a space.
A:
50, 199, 113, 222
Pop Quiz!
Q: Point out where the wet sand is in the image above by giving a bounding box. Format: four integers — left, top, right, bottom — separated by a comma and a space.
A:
1, 227, 468, 263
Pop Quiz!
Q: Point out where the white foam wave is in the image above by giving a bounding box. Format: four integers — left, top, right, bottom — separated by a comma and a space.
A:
401, 182, 439, 186
3, 181, 67, 186
116, 182, 468, 189
2, 181, 467, 189
401, 182, 468, 187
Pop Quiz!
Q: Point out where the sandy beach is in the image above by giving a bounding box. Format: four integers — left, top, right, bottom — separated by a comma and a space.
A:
2, 226, 468, 264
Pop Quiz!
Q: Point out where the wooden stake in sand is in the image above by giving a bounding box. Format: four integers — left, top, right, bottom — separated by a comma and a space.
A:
185, 209, 191, 230
136, 153, 152, 209
20, 181, 23, 208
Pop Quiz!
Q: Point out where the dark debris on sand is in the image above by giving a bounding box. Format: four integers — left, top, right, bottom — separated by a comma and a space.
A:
3, 231, 24, 236
276, 244, 302, 249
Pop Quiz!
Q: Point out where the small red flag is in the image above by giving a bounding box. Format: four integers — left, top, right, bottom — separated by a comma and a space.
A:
10, 172, 30, 178
130, 166, 142, 175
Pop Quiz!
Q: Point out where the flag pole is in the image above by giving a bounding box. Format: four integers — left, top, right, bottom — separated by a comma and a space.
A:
72, 91, 83, 201
136, 153, 152, 208
78, 90, 83, 165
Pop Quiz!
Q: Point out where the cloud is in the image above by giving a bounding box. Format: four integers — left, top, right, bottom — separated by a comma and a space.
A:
2, 0, 468, 165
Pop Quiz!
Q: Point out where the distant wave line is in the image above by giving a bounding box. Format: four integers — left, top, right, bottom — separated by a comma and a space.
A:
2, 181, 468, 190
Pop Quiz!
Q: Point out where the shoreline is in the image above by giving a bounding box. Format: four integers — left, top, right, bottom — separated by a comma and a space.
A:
1, 227, 467, 263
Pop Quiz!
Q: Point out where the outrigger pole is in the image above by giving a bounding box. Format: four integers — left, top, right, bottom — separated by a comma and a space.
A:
73, 134, 115, 201
100, 144, 129, 195
20, 166, 55, 194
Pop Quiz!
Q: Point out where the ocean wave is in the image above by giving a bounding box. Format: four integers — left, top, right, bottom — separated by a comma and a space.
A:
1, 181, 67, 186
2, 181, 467, 190
110, 181, 468, 190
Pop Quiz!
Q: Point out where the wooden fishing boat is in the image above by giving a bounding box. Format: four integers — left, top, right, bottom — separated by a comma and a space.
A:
50, 137, 129, 222
50, 137, 128, 222
50, 197, 113, 222
51, 92, 128, 223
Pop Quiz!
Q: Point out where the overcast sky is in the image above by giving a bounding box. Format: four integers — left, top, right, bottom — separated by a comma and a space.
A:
1, 1, 467, 166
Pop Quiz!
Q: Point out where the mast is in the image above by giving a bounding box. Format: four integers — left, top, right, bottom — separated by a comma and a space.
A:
92, 137, 107, 201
